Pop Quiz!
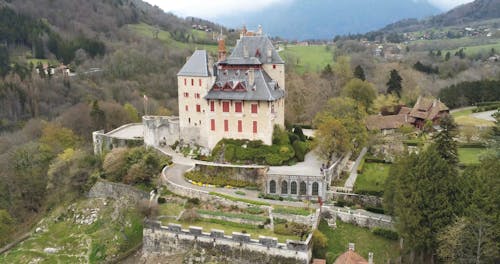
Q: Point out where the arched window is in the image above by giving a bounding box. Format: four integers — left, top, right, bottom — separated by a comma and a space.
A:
291, 181, 297, 194
269, 180, 276, 194
299, 181, 307, 195
281, 180, 288, 194
312, 182, 319, 196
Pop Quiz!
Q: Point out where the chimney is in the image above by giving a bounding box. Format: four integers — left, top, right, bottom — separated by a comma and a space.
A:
368, 252, 374, 264
243, 45, 249, 58
267, 47, 272, 63
348, 243, 355, 251
257, 25, 263, 35
218, 36, 226, 62
247, 69, 254, 86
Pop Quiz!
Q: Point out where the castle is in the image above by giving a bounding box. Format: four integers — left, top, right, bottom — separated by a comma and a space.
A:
177, 26, 285, 149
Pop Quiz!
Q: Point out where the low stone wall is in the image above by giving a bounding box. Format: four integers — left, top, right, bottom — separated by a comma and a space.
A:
327, 191, 383, 208
92, 129, 143, 155
323, 207, 394, 229
88, 181, 148, 202
143, 221, 311, 264
273, 208, 321, 228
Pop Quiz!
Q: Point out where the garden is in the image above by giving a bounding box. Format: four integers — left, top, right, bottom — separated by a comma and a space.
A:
354, 161, 391, 197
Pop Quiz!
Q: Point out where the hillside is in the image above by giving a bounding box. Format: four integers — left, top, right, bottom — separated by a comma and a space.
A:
215, 0, 440, 40
379, 0, 500, 33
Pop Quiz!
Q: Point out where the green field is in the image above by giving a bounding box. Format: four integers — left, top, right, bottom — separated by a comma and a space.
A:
354, 162, 391, 196
280, 45, 335, 74
318, 220, 400, 263
458, 147, 486, 165
446, 42, 500, 57
127, 23, 218, 53
451, 108, 475, 118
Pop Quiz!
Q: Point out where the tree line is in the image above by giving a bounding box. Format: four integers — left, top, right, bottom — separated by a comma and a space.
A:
439, 80, 500, 108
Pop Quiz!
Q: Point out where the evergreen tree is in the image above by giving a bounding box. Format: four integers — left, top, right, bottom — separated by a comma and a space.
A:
386, 69, 402, 97
445, 51, 451, 61
433, 115, 459, 165
90, 100, 106, 130
321, 64, 333, 78
353, 65, 366, 81
385, 146, 463, 259
0, 46, 9, 77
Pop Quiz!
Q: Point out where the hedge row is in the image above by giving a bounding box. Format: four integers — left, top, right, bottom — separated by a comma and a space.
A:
372, 228, 399, 240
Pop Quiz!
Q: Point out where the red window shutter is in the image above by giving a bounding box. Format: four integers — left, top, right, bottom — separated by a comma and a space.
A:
251, 104, 258, 114
235, 102, 242, 113
196, 104, 201, 112
199, 79, 202, 86
223, 102, 230, 112
253, 121, 257, 133
185, 105, 188, 111
191, 79, 194, 86
210, 101, 215, 112
184, 78, 187, 85
224, 120, 229, 132
238, 120, 242, 132
210, 119, 215, 131
273, 64, 276, 69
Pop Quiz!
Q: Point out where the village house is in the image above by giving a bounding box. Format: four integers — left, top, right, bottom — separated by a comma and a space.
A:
177, 25, 285, 149
366, 96, 449, 133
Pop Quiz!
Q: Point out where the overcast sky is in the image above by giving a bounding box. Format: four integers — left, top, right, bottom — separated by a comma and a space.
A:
145, 0, 474, 19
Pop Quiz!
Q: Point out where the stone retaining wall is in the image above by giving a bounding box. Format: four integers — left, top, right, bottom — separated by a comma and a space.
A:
143, 220, 311, 264
327, 191, 383, 208
273, 208, 321, 228
323, 207, 394, 229
88, 181, 148, 202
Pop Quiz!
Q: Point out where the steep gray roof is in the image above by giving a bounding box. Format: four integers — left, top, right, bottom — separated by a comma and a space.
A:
177, 50, 211, 77
229, 36, 284, 64
223, 57, 262, 65
205, 69, 284, 101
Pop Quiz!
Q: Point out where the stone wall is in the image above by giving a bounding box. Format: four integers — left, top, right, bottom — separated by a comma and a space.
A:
92, 129, 143, 155
143, 116, 180, 148
327, 191, 383, 208
88, 181, 148, 202
142, 221, 311, 264
273, 208, 321, 228
322, 207, 394, 230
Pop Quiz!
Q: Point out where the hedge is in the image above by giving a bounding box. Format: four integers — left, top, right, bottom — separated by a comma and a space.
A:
372, 228, 399, 240
458, 143, 487, 148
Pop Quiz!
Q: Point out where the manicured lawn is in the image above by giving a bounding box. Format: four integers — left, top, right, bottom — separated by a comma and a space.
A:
318, 220, 400, 264
280, 45, 335, 74
162, 218, 300, 243
458, 147, 486, 165
354, 162, 391, 196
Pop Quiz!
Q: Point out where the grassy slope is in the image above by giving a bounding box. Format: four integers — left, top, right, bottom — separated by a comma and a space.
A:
127, 23, 218, 53
280, 45, 335, 74
1, 198, 143, 264
354, 162, 391, 195
318, 220, 400, 263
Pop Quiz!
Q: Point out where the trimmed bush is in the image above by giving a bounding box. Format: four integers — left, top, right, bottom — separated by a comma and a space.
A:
372, 228, 399, 240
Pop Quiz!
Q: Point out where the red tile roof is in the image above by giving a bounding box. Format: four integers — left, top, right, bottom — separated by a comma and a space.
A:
334, 250, 369, 264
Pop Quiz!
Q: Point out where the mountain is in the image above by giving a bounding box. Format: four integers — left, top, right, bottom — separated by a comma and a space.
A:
379, 0, 500, 33
214, 0, 440, 40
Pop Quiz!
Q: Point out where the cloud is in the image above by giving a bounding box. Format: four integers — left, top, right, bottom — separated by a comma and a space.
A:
425, 0, 474, 10
145, 0, 291, 19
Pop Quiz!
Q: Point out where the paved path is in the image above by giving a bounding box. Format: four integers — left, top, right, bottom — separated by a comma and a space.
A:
471, 110, 497, 121
344, 147, 368, 190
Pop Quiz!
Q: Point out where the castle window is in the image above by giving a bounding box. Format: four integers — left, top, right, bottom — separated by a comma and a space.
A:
238, 120, 242, 132
281, 180, 288, 194
299, 181, 306, 195
222, 102, 230, 112
185, 105, 188, 111
196, 104, 201, 112
210, 119, 215, 131
184, 92, 189, 98
273, 64, 276, 69
195, 93, 200, 99
253, 121, 257, 133
251, 103, 258, 114
199, 79, 202, 86
184, 78, 187, 85
224, 120, 229, 132
269, 180, 276, 194
235, 102, 242, 113
191, 79, 194, 86
312, 182, 319, 196
210, 101, 215, 112
290, 181, 297, 194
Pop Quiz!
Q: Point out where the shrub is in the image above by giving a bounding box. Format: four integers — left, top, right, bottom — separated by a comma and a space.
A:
274, 222, 310, 239
372, 228, 399, 240
312, 229, 328, 259
180, 208, 199, 223
292, 140, 308, 162
157, 197, 166, 204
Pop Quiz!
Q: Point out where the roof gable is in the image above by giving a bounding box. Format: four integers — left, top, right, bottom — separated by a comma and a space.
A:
229, 36, 284, 64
